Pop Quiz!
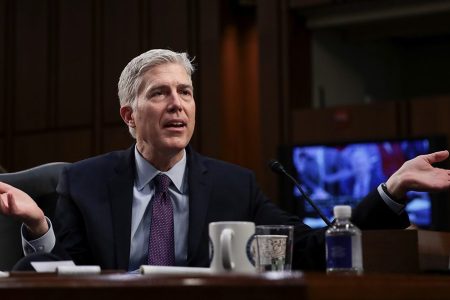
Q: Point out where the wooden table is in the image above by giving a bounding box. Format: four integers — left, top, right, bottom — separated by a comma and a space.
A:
1, 271, 450, 300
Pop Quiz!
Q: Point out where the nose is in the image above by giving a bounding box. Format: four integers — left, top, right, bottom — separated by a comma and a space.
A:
167, 90, 182, 113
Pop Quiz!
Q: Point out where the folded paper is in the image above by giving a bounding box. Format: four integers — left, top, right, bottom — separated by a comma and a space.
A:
140, 265, 210, 275
57, 265, 101, 275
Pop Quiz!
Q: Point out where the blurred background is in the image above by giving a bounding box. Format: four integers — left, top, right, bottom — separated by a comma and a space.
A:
1, 0, 450, 205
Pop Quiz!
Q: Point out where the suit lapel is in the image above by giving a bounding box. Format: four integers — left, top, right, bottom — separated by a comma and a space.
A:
108, 146, 135, 270
186, 147, 212, 265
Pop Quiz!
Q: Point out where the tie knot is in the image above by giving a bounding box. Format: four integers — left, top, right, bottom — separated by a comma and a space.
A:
154, 174, 171, 193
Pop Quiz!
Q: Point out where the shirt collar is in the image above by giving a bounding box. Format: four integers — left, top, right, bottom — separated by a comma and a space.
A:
134, 146, 186, 193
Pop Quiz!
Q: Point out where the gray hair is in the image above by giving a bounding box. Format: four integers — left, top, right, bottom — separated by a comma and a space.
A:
118, 49, 195, 138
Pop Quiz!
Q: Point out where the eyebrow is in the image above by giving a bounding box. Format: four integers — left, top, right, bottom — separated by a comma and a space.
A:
178, 83, 194, 91
147, 83, 194, 93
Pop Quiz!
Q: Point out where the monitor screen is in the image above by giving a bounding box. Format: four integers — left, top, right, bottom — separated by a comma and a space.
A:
279, 137, 448, 229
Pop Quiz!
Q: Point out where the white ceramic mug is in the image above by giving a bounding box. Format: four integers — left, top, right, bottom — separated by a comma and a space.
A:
209, 221, 256, 274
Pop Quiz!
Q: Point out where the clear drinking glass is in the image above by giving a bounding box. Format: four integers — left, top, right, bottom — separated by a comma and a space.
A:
254, 225, 294, 272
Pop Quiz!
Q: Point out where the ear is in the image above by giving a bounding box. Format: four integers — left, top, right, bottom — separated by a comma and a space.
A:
120, 106, 135, 128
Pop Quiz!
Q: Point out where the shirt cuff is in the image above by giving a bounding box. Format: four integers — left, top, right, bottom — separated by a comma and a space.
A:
21, 217, 56, 255
377, 184, 405, 215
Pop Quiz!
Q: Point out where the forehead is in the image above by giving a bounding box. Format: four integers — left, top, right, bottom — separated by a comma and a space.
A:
140, 63, 192, 88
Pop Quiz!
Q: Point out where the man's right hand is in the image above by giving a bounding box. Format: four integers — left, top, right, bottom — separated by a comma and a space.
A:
0, 182, 48, 239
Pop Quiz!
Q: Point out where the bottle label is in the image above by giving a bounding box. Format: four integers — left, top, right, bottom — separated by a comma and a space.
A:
326, 235, 352, 269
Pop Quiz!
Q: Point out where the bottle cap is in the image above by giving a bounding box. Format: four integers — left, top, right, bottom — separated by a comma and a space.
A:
333, 205, 352, 218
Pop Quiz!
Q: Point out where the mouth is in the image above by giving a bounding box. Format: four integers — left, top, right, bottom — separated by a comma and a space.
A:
163, 120, 187, 129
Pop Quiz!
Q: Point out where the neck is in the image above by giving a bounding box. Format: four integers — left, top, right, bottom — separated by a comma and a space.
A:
136, 143, 184, 171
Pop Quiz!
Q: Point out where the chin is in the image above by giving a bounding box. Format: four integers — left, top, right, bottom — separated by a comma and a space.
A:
162, 140, 189, 153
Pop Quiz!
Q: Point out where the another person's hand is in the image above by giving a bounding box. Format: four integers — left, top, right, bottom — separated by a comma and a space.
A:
386, 150, 450, 200
0, 182, 48, 238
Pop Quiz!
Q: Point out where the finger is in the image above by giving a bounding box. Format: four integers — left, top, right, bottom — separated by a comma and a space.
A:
425, 150, 449, 164
0, 194, 7, 213
0, 193, 12, 214
0, 181, 12, 193
6, 192, 18, 214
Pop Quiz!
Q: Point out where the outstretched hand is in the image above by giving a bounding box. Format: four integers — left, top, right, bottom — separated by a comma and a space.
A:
386, 150, 450, 199
0, 182, 48, 238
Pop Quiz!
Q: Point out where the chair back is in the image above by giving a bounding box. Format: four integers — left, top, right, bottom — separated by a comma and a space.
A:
0, 162, 70, 270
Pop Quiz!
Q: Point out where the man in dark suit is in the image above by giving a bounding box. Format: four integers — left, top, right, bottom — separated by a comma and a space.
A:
1, 49, 450, 271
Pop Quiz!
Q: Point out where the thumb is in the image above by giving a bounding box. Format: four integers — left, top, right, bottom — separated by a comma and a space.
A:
425, 150, 449, 164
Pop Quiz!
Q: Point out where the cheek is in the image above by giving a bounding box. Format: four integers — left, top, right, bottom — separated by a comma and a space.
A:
138, 104, 160, 120
134, 109, 160, 132
189, 114, 196, 131
188, 103, 196, 119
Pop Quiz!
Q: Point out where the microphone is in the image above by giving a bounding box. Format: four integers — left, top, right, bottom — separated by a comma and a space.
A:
268, 160, 333, 227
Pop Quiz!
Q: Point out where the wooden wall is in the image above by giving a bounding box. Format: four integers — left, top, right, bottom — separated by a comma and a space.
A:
0, 0, 203, 171
1, 0, 449, 204
292, 102, 403, 143
0, 0, 289, 200
292, 97, 450, 148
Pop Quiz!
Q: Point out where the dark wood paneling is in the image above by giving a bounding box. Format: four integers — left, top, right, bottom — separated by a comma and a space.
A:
56, 130, 92, 162
289, 15, 311, 109
220, 8, 261, 175
292, 102, 399, 144
148, 0, 189, 51
257, 0, 285, 200
102, 0, 141, 125
0, 0, 5, 135
196, 0, 221, 156
289, 0, 332, 9
56, 0, 93, 127
14, 0, 49, 132
12, 130, 91, 170
0, 138, 4, 171
410, 96, 450, 138
102, 126, 134, 153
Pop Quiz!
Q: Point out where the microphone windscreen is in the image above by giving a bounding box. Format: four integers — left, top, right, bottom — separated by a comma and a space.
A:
268, 160, 284, 174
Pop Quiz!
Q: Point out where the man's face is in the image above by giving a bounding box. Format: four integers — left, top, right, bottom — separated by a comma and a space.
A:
130, 63, 196, 157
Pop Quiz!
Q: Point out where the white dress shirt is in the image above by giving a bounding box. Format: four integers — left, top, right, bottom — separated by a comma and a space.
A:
128, 147, 189, 270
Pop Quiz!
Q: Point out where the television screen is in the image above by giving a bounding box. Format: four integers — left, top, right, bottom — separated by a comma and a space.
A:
279, 137, 448, 229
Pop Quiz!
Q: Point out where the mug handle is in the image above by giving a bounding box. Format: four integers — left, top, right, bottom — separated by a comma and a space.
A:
220, 228, 235, 270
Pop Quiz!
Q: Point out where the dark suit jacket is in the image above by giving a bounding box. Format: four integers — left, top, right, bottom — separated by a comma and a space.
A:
53, 145, 410, 271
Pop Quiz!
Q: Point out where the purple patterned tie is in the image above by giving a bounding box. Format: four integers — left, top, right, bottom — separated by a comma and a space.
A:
148, 174, 175, 265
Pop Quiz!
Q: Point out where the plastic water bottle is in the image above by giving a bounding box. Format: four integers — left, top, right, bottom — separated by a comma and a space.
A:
325, 205, 363, 275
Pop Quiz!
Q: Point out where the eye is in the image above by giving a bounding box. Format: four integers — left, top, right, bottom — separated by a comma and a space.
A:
151, 90, 163, 97
147, 89, 166, 101
179, 88, 193, 97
